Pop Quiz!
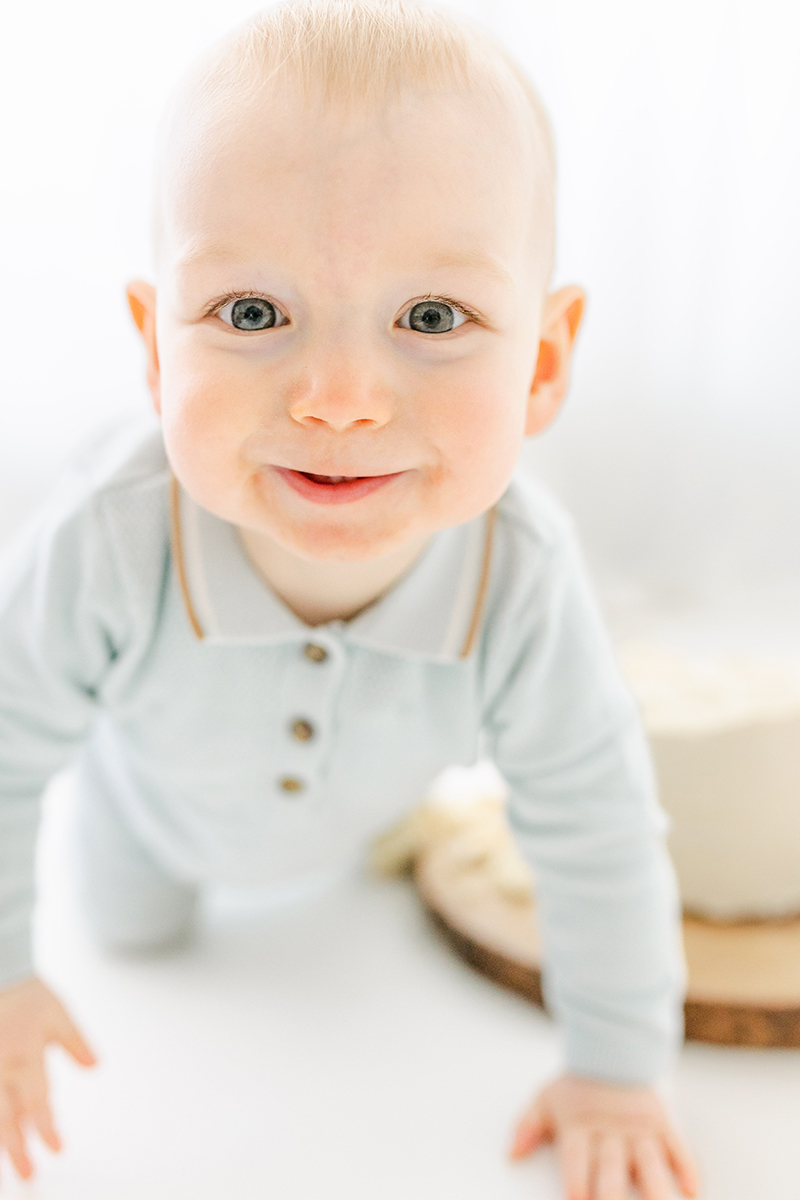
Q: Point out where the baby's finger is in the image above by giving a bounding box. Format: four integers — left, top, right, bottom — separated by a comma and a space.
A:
592, 1134, 628, 1200
31, 1102, 61, 1154
14, 1064, 61, 1153
509, 1101, 549, 1159
558, 1126, 592, 1200
0, 1104, 34, 1181
662, 1128, 699, 1197
632, 1135, 673, 1200
54, 1013, 97, 1068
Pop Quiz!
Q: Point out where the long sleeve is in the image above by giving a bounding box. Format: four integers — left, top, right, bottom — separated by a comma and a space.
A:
0, 485, 128, 984
481, 516, 685, 1084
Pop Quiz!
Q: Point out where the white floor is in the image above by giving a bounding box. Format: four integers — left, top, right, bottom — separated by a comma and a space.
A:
5, 773, 800, 1199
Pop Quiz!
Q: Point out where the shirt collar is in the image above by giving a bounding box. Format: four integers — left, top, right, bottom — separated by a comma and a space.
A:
169, 477, 495, 662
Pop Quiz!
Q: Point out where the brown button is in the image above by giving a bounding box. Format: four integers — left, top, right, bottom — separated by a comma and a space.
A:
303, 643, 328, 664
291, 718, 314, 742
279, 776, 305, 794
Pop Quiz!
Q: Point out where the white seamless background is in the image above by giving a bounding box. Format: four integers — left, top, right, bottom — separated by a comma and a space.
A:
1, 0, 798, 646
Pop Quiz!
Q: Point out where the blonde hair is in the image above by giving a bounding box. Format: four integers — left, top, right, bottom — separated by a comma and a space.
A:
157, 0, 556, 280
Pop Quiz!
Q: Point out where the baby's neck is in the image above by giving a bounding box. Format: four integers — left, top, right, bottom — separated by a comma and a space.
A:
237, 527, 431, 626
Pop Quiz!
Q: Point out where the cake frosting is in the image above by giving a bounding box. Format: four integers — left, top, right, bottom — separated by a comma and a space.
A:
620, 644, 800, 919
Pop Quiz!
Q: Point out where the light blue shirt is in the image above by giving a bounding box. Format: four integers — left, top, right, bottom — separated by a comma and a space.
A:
0, 418, 684, 1083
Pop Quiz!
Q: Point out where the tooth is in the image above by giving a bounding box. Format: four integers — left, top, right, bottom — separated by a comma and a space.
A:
303, 472, 359, 483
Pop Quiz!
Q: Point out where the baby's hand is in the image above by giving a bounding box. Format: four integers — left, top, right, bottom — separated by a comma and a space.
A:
510, 1073, 698, 1200
0, 975, 96, 1182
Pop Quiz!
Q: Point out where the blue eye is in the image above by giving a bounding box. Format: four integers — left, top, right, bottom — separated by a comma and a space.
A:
219, 297, 279, 330
400, 300, 467, 334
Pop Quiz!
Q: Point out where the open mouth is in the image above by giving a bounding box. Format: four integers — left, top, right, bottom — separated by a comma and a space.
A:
300, 472, 362, 484
272, 466, 403, 505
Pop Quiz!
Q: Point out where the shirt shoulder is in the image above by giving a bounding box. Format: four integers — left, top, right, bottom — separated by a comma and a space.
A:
60, 414, 169, 502
479, 469, 617, 686
58, 417, 172, 608
0, 415, 171, 621
495, 469, 577, 559
37, 414, 168, 538
486, 470, 583, 626
480, 470, 637, 732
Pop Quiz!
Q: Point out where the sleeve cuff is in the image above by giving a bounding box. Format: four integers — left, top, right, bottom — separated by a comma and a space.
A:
560, 1002, 684, 1085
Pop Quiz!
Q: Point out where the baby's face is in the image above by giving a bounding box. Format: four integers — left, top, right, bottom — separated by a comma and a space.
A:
141, 83, 562, 561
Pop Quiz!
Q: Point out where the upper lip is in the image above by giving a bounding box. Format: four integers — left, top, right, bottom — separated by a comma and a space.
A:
273, 465, 403, 479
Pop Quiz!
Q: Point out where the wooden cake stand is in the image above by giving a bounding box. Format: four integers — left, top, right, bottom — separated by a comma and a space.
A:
414, 837, 800, 1048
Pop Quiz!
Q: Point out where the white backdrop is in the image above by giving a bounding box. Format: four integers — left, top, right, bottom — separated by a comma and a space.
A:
1, 0, 798, 643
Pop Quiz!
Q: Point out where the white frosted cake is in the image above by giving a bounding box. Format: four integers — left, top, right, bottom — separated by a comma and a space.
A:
620, 644, 800, 920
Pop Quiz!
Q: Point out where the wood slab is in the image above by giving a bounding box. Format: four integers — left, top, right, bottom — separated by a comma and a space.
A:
414, 838, 800, 1048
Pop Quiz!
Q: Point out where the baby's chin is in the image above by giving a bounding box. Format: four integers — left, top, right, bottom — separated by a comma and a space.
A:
263, 517, 424, 564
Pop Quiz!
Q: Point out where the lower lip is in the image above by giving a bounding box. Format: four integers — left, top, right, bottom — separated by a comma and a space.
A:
272, 467, 403, 505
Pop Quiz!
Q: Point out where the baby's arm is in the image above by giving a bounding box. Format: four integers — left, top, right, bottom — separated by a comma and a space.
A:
0, 977, 96, 1181
480, 504, 695, 1196
510, 1074, 697, 1200
0, 476, 125, 1181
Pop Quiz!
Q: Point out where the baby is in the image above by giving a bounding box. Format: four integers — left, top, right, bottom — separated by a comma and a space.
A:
0, 2, 698, 1197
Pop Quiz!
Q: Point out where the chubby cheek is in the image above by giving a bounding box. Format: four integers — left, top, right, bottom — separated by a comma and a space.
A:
156, 336, 258, 514
426, 369, 528, 523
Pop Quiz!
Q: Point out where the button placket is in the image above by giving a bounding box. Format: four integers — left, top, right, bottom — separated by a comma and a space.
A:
275, 638, 340, 798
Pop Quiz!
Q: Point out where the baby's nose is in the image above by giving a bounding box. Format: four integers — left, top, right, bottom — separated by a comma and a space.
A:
287, 358, 394, 432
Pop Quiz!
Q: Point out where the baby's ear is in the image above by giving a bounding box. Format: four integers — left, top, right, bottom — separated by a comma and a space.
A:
525, 285, 585, 437
126, 281, 161, 415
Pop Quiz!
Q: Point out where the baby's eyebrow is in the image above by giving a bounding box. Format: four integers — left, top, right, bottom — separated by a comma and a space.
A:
172, 244, 251, 272
425, 251, 514, 288
173, 246, 514, 279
